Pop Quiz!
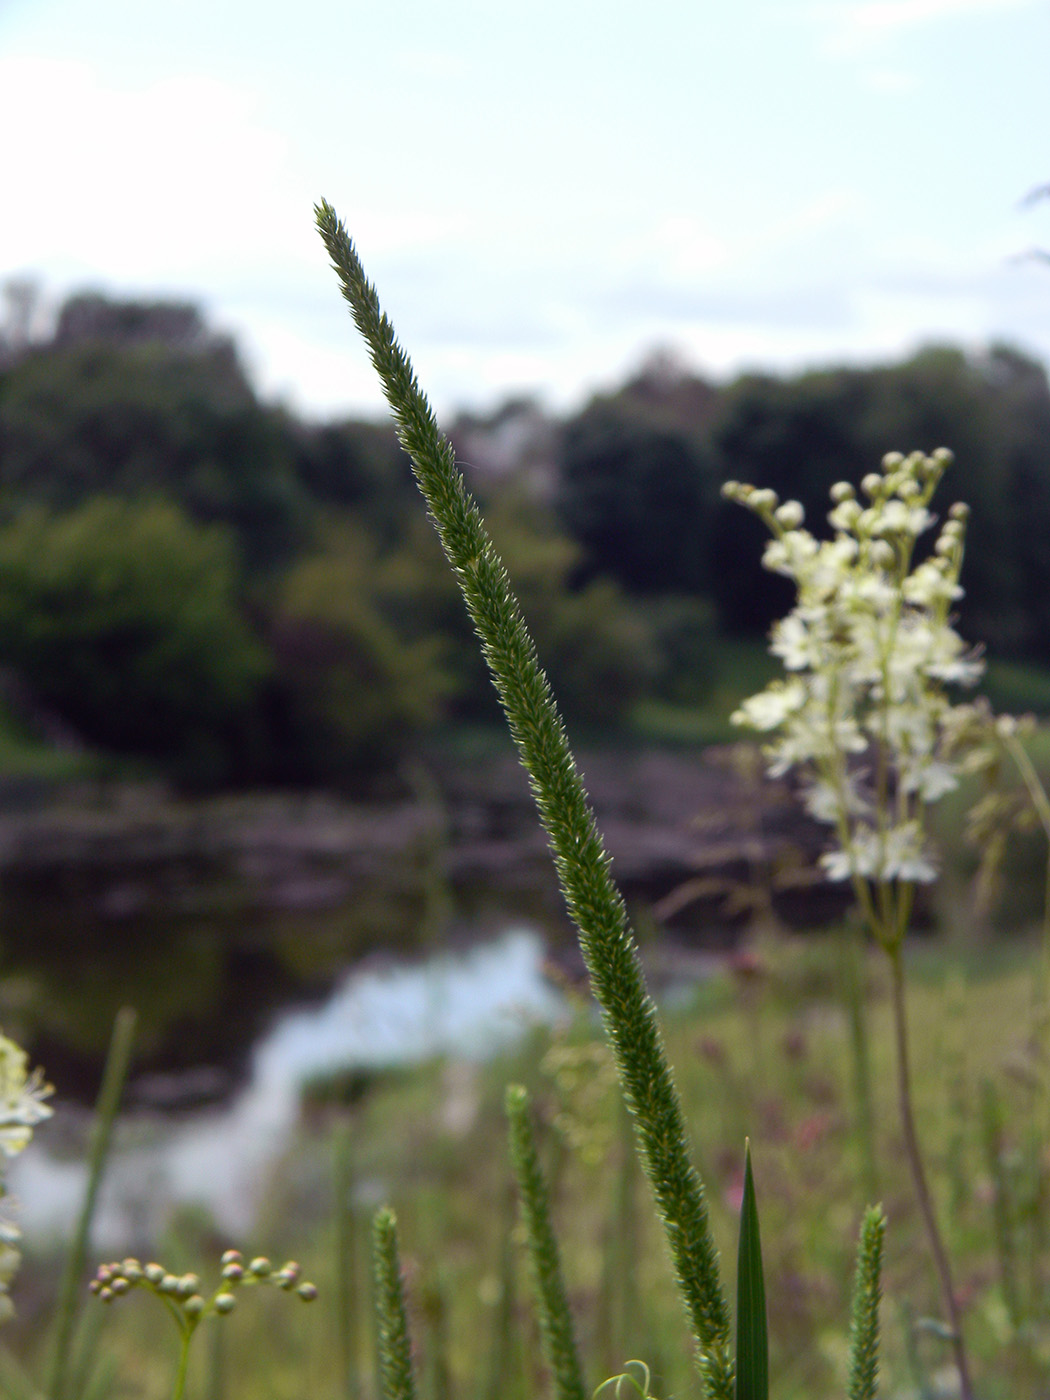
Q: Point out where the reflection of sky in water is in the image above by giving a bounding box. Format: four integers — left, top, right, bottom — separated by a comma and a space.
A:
11, 927, 565, 1245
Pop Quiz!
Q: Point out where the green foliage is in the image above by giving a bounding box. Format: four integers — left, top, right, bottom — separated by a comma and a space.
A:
710, 346, 1050, 656
506, 1085, 586, 1400
269, 522, 450, 780
0, 323, 307, 571
0, 498, 268, 783
557, 398, 717, 595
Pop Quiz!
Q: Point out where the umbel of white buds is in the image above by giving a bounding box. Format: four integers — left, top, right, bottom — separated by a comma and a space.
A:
90, 1249, 318, 1318
723, 449, 988, 890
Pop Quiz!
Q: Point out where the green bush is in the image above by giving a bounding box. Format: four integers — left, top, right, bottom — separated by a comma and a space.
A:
0, 497, 268, 781
269, 524, 451, 780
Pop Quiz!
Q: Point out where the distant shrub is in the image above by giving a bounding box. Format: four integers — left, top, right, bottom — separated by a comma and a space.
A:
0, 497, 268, 781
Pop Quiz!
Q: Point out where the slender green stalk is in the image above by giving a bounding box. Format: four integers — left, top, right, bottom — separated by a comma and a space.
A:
980, 1079, 1020, 1327
506, 1086, 586, 1400
847, 1207, 886, 1400
171, 1327, 193, 1400
316, 200, 733, 1400
840, 923, 878, 1206
334, 1125, 362, 1400
46, 1007, 137, 1400
372, 1209, 417, 1400
887, 950, 971, 1400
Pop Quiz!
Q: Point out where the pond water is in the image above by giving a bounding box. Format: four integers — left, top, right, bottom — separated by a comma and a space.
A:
11, 927, 567, 1246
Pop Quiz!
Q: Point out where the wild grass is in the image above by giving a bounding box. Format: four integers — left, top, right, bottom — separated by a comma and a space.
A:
18, 935, 1045, 1400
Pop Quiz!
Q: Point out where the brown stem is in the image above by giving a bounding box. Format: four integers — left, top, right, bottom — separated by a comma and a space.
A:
888, 945, 975, 1400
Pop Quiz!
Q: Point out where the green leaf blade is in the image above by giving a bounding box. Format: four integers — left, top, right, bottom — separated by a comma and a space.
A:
735, 1143, 768, 1400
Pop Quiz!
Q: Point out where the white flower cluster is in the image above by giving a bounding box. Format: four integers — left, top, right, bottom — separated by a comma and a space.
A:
724, 449, 982, 889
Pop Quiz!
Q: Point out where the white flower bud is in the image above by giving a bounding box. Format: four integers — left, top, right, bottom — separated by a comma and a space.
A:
830, 481, 855, 503
881, 452, 904, 471
774, 500, 804, 528
750, 488, 779, 513
861, 473, 883, 498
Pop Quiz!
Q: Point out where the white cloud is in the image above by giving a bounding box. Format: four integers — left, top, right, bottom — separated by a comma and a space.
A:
0, 56, 310, 281
809, 0, 1034, 56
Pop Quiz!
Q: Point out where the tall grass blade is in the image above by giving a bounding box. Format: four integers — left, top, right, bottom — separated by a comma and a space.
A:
316, 200, 733, 1400
734, 1143, 767, 1400
46, 1006, 137, 1400
847, 1206, 886, 1400
506, 1086, 586, 1400
372, 1208, 417, 1400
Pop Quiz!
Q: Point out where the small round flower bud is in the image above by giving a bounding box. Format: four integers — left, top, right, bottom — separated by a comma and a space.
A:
932, 447, 954, 466
214, 1292, 237, 1314
870, 540, 896, 568
122, 1260, 143, 1281
948, 502, 969, 521
99, 1287, 114, 1304
275, 1272, 295, 1291
176, 1274, 201, 1299
222, 1262, 244, 1282
720, 480, 740, 500
751, 488, 779, 512
829, 481, 855, 503
145, 1263, 166, 1284
97, 1265, 114, 1285
89, 1279, 102, 1295
159, 1274, 180, 1294
220, 1249, 243, 1267
249, 1257, 272, 1277
183, 1295, 206, 1318
111, 1278, 131, 1296
280, 1261, 301, 1282
297, 1283, 318, 1302
861, 473, 883, 498
774, 500, 804, 528
881, 452, 904, 471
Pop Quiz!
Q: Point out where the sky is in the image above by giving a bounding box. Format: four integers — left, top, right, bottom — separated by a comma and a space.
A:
1, 0, 1048, 421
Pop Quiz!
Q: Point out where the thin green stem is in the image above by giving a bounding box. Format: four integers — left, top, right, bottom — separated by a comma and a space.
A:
47, 1007, 137, 1400
887, 947, 973, 1400
171, 1325, 194, 1400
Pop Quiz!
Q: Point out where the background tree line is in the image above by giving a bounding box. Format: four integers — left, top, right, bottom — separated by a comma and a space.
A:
0, 286, 1047, 789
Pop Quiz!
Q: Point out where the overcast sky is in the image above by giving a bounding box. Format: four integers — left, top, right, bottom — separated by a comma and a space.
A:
1, 0, 1048, 420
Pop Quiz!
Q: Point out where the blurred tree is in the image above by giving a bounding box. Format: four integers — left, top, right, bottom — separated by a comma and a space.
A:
375, 488, 659, 728
710, 346, 1050, 657
556, 398, 717, 594
0, 295, 308, 570
266, 522, 450, 782
0, 498, 268, 782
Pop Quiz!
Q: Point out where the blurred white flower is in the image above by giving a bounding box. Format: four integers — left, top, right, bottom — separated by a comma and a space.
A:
727, 448, 985, 898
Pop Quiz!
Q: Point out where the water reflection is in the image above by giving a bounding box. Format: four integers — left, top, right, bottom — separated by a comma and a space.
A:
11, 928, 565, 1246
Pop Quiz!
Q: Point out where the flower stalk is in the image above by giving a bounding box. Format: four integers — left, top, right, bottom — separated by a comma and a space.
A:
725, 451, 981, 1399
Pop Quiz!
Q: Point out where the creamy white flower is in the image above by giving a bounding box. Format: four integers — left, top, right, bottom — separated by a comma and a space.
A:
731, 678, 807, 731
727, 450, 991, 891
0, 1037, 52, 1159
